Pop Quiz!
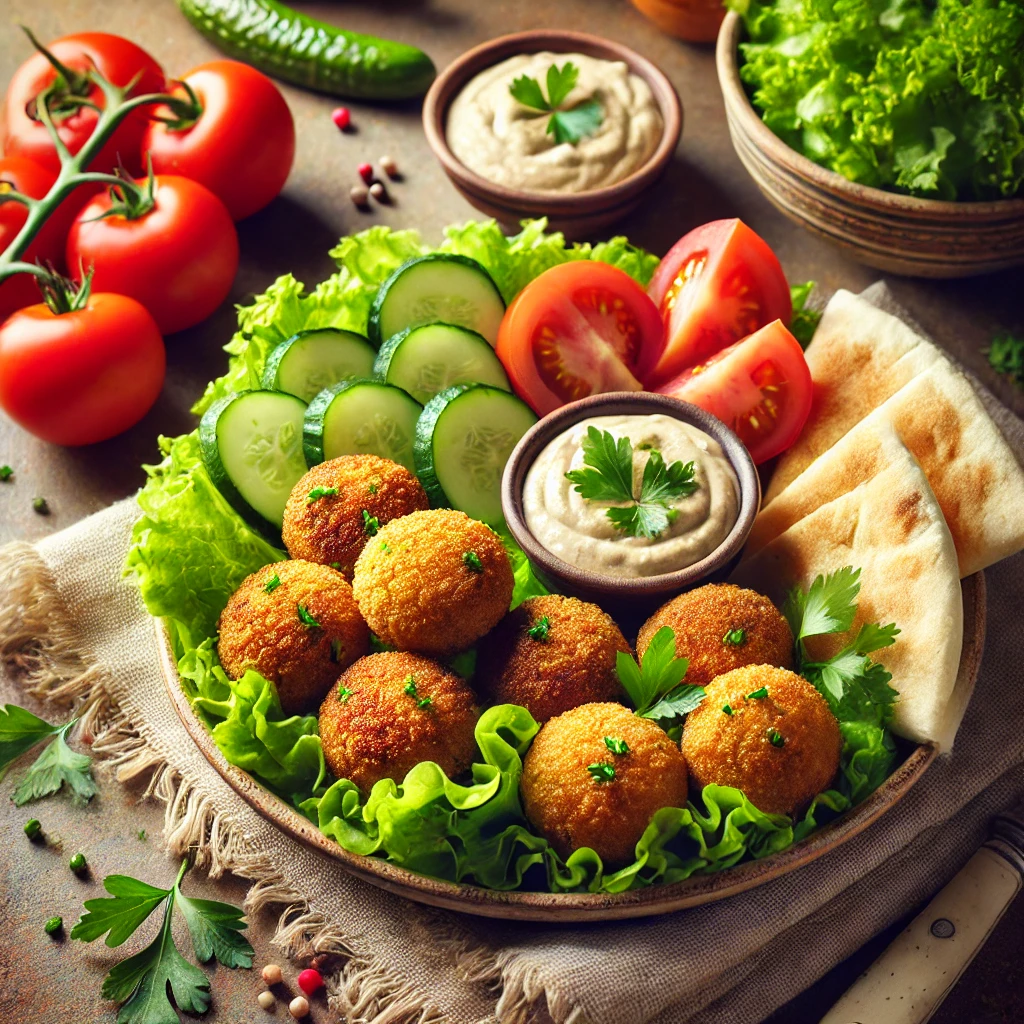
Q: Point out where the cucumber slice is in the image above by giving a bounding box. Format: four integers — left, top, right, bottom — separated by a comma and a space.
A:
368, 254, 506, 348
199, 390, 308, 535
304, 379, 422, 472
414, 384, 537, 524
373, 322, 511, 405
262, 329, 376, 402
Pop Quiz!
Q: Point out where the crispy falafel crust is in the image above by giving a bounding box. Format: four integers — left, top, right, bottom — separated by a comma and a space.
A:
638, 584, 794, 689
282, 455, 429, 578
318, 651, 479, 792
352, 509, 514, 655
521, 702, 689, 867
476, 595, 631, 722
217, 560, 369, 717
682, 665, 841, 816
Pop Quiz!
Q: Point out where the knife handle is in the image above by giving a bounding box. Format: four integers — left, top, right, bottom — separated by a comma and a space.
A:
819, 812, 1024, 1024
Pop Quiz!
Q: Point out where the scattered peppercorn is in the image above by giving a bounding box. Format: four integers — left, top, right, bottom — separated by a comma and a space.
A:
297, 968, 324, 996
380, 154, 399, 178
44, 916, 63, 936
24, 818, 42, 840
289, 994, 310, 1019
331, 106, 351, 130
32, 496, 49, 515
369, 181, 388, 203
69, 852, 87, 874
357, 162, 373, 184
258, 990, 276, 1010
261, 963, 284, 986
0, 465, 12, 481
350, 184, 370, 208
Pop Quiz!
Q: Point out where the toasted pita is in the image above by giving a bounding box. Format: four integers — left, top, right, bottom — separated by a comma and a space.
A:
764, 290, 943, 502
732, 442, 965, 750
746, 362, 1024, 576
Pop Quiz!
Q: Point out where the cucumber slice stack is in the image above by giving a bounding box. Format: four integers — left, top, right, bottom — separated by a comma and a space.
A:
373, 322, 510, 405
262, 329, 376, 401
368, 254, 506, 348
304, 379, 422, 472
199, 390, 308, 535
414, 384, 537, 525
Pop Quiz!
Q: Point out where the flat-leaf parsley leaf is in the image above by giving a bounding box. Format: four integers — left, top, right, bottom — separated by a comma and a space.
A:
616, 627, 705, 729
508, 61, 604, 145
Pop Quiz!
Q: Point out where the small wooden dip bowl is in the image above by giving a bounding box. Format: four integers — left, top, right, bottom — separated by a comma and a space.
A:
423, 30, 682, 240
716, 11, 1024, 278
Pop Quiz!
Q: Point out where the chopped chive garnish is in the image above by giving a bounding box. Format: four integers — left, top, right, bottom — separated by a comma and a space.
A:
362, 509, 379, 536
604, 736, 629, 756
329, 562, 342, 570
462, 550, 483, 573
0, 465, 12, 481
767, 728, 785, 748
403, 676, 418, 696
264, 573, 282, 594
337, 685, 353, 702
306, 485, 338, 504
723, 627, 746, 646
746, 686, 769, 700
527, 615, 551, 641
722, 704, 734, 716
297, 604, 320, 628
587, 762, 616, 783
380, 541, 391, 553
416, 696, 433, 709
330, 639, 344, 663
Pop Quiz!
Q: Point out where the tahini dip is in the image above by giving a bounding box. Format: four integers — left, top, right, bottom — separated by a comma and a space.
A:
523, 414, 740, 578
445, 52, 663, 193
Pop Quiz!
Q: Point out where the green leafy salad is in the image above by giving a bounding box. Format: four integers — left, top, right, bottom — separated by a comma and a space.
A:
126, 219, 899, 894
728, 0, 1024, 200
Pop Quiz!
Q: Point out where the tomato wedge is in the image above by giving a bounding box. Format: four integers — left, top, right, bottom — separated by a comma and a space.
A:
495, 261, 663, 416
656, 320, 811, 464
641, 219, 792, 387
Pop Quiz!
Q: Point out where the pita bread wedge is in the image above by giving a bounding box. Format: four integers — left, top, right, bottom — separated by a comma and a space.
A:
764, 290, 944, 502
732, 441, 965, 751
746, 362, 1024, 576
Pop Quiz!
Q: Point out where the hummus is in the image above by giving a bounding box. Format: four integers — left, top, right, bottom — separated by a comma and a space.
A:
523, 414, 740, 578
446, 52, 663, 194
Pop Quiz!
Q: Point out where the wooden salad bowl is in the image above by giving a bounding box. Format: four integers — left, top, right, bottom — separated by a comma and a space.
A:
716, 12, 1024, 278
159, 573, 985, 922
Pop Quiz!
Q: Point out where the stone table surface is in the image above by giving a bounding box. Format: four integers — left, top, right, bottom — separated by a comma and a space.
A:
1, 0, 1022, 1022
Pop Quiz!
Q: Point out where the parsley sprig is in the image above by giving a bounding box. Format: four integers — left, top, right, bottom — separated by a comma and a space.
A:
71, 859, 253, 1024
985, 331, 1024, 389
565, 427, 697, 539
508, 61, 604, 145
0, 704, 97, 806
616, 627, 705, 729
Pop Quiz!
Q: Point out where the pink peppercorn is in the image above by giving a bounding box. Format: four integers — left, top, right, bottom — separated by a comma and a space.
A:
297, 968, 324, 997
357, 162, 373, 184
331, 107, 351, 130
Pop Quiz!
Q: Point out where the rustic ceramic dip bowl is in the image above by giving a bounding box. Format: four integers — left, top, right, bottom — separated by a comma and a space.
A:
501, 391, 760, 612
716, 11, 1024, 278
423, 30, 682, 239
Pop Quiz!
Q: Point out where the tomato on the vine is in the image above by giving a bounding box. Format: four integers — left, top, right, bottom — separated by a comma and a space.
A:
643, 219, 792, 387
495, 261, 664, 416
66, 174, 239, 335
656, 320, 811, 464
2, 33, 165, 177
0, 292, 165, 446
142, 60, 295, 221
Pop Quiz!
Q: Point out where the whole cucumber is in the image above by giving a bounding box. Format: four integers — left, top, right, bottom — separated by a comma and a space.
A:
176, 0, 436, 100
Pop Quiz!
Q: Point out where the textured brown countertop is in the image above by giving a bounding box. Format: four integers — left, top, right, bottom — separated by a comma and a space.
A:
1, 1, 1022, 1022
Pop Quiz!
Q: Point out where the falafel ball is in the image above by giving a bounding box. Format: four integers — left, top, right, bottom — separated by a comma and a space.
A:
352, 509, 513, 655
318, 651, 479, 791
521, 702, 688, 867
682, 665, 840, 816
475, 595, 631, 722
282, 455, 429, 578
217, 560, 370, 716
637, 584, 793, 689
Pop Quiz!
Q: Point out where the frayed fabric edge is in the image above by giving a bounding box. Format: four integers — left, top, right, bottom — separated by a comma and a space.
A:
0, 538, 588, 1024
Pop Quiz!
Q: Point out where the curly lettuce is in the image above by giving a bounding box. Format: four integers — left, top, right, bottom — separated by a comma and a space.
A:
728, 0, 1024, 200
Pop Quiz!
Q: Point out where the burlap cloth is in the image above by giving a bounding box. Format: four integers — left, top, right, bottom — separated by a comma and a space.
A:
2, 283, 1023, 1024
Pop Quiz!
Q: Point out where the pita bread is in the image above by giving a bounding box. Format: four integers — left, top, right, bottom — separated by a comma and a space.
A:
764, 290, 943, 502
732, 441, 965, 751
746, 362, 1024, 576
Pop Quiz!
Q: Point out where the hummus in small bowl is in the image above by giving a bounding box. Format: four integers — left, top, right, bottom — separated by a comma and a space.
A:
502, 393, 759, 608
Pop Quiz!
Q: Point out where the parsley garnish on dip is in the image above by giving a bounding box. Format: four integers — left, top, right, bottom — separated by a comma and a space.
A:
522, 415, 740, 578
445, 52, 663, 194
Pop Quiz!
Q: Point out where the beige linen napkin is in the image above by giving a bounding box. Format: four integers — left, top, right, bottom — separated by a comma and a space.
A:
2, 284, 1023, 1024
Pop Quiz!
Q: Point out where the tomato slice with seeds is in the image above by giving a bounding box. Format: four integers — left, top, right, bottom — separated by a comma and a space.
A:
641, 219, 792, 387
495, 261, 663, 416
655, 320, 811, 464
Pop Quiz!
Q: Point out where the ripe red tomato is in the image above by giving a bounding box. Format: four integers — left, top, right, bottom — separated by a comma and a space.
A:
0, 293, 165, 446
66, 175, 239, 335
3, 33, 165, 177
656, 320, 811, 464
642, 219, 792, 387
142, 60, 295, 221
495, 261, 664, 416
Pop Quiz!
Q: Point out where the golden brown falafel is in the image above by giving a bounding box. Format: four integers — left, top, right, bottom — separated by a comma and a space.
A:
318, 651, 479, 791
682, 665, 840, 816
521, 702, 689, 867
217, 560, 369, 716
637, 584, 793, 689
475, 595, 631, 722
282, 455, 428, 578
352, 509, 513, 655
